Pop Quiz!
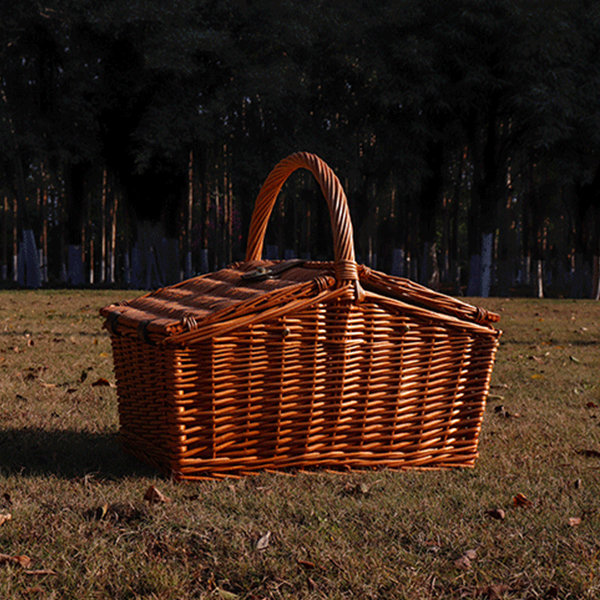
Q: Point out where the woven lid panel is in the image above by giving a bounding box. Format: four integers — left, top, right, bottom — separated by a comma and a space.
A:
101, 261, 333, 339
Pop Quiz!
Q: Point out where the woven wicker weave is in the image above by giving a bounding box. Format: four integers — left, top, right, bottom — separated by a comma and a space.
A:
101, 152, 501, 480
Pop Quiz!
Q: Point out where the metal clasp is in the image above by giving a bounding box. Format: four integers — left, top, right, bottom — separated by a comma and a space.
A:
241, 259, 306, 282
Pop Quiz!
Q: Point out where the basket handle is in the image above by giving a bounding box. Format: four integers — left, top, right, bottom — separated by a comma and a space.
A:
245, 152, 359, 285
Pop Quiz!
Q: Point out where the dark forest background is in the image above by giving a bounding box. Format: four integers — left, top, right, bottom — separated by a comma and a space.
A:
1, 0, 599, 297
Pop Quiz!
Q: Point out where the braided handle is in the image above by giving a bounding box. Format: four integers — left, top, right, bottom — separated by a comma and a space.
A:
245, 152, 358, 283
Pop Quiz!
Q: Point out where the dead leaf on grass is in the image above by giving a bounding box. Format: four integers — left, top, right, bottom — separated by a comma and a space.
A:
513, 493, 533, 508
91, 377, 113, 387
482, 583, 510, 599
217, 589, 240, 600
577, 449, 600, 458
256, 531, 271, 550
569, 356, 580, 363
568, 517, 582, 527
144, 485, 170, 504
454, 554, 472, 570
24, 569, 58, 576
297, 559, 316, 569
0, 553, 32, 568
27, 339, 34, 347
14, 555, 32, 567
486, 508, 506, 520
0, 513, 11, 526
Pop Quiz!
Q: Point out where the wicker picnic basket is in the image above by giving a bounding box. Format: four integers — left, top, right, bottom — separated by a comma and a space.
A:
101, 152, 501, 480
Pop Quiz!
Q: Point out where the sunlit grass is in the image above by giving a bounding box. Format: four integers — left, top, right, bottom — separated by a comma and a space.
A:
1, 291, 599, 599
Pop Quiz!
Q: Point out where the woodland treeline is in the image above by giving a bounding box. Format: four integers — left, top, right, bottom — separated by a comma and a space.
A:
1, 0, 600, 297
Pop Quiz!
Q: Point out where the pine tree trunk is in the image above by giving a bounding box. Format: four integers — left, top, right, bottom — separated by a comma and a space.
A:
186, 150, 193, 278
109, 193, 118, 283
480, 231, 494, 297
12, 197, 18, 282
100, 169, 107, 284
592, 255, 600, 300
1, 197, 7, 280
535, 259, 544, 298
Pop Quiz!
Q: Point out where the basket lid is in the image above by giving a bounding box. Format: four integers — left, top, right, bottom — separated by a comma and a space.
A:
100, 259, 336, 344
100, 258, 499, 345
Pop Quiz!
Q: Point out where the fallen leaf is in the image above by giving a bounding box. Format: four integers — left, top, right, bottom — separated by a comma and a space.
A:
27, 339, 34, 347
0, 513, 11, 526
14, 555, 32, 568
483, 583, 510, 599
568, 517, 582, 527
0, 554, 32, 568
531, 374, 544, 380
569, 356, 580, 363
144, 485, 170, 504
91, 377, 111, 387
95, 503, 109, 520
464, 549, 477, 560
217, 589, 239, 600
454, 555, 472, 570
577, 449, 600, 458
513, 493, 533, 508
297, 559, 316, 569
486, 508, 506, 520
24, 569, 58, 576
256, 531, 271, 550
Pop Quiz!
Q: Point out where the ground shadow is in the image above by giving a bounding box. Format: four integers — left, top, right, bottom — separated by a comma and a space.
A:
0, 428, 157, 479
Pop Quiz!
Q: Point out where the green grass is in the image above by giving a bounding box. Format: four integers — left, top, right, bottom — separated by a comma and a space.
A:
1, 291, 599, 599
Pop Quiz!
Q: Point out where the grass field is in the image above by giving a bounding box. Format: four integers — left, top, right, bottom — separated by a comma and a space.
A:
0, 290, 599, 599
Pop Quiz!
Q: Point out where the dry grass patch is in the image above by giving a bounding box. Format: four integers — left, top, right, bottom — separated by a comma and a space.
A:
0, 291, 599, 599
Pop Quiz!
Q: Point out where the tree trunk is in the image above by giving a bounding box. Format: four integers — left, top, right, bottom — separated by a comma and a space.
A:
480, 231, 494, 297
1, 197, 7, 280
592, 255, 600, 300
101, 169, 107, 284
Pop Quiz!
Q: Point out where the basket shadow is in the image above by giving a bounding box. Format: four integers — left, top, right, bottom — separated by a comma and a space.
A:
0, 427, 156, 479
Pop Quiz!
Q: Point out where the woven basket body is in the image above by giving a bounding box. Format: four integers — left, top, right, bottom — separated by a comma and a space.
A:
102, 153, 501, 480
